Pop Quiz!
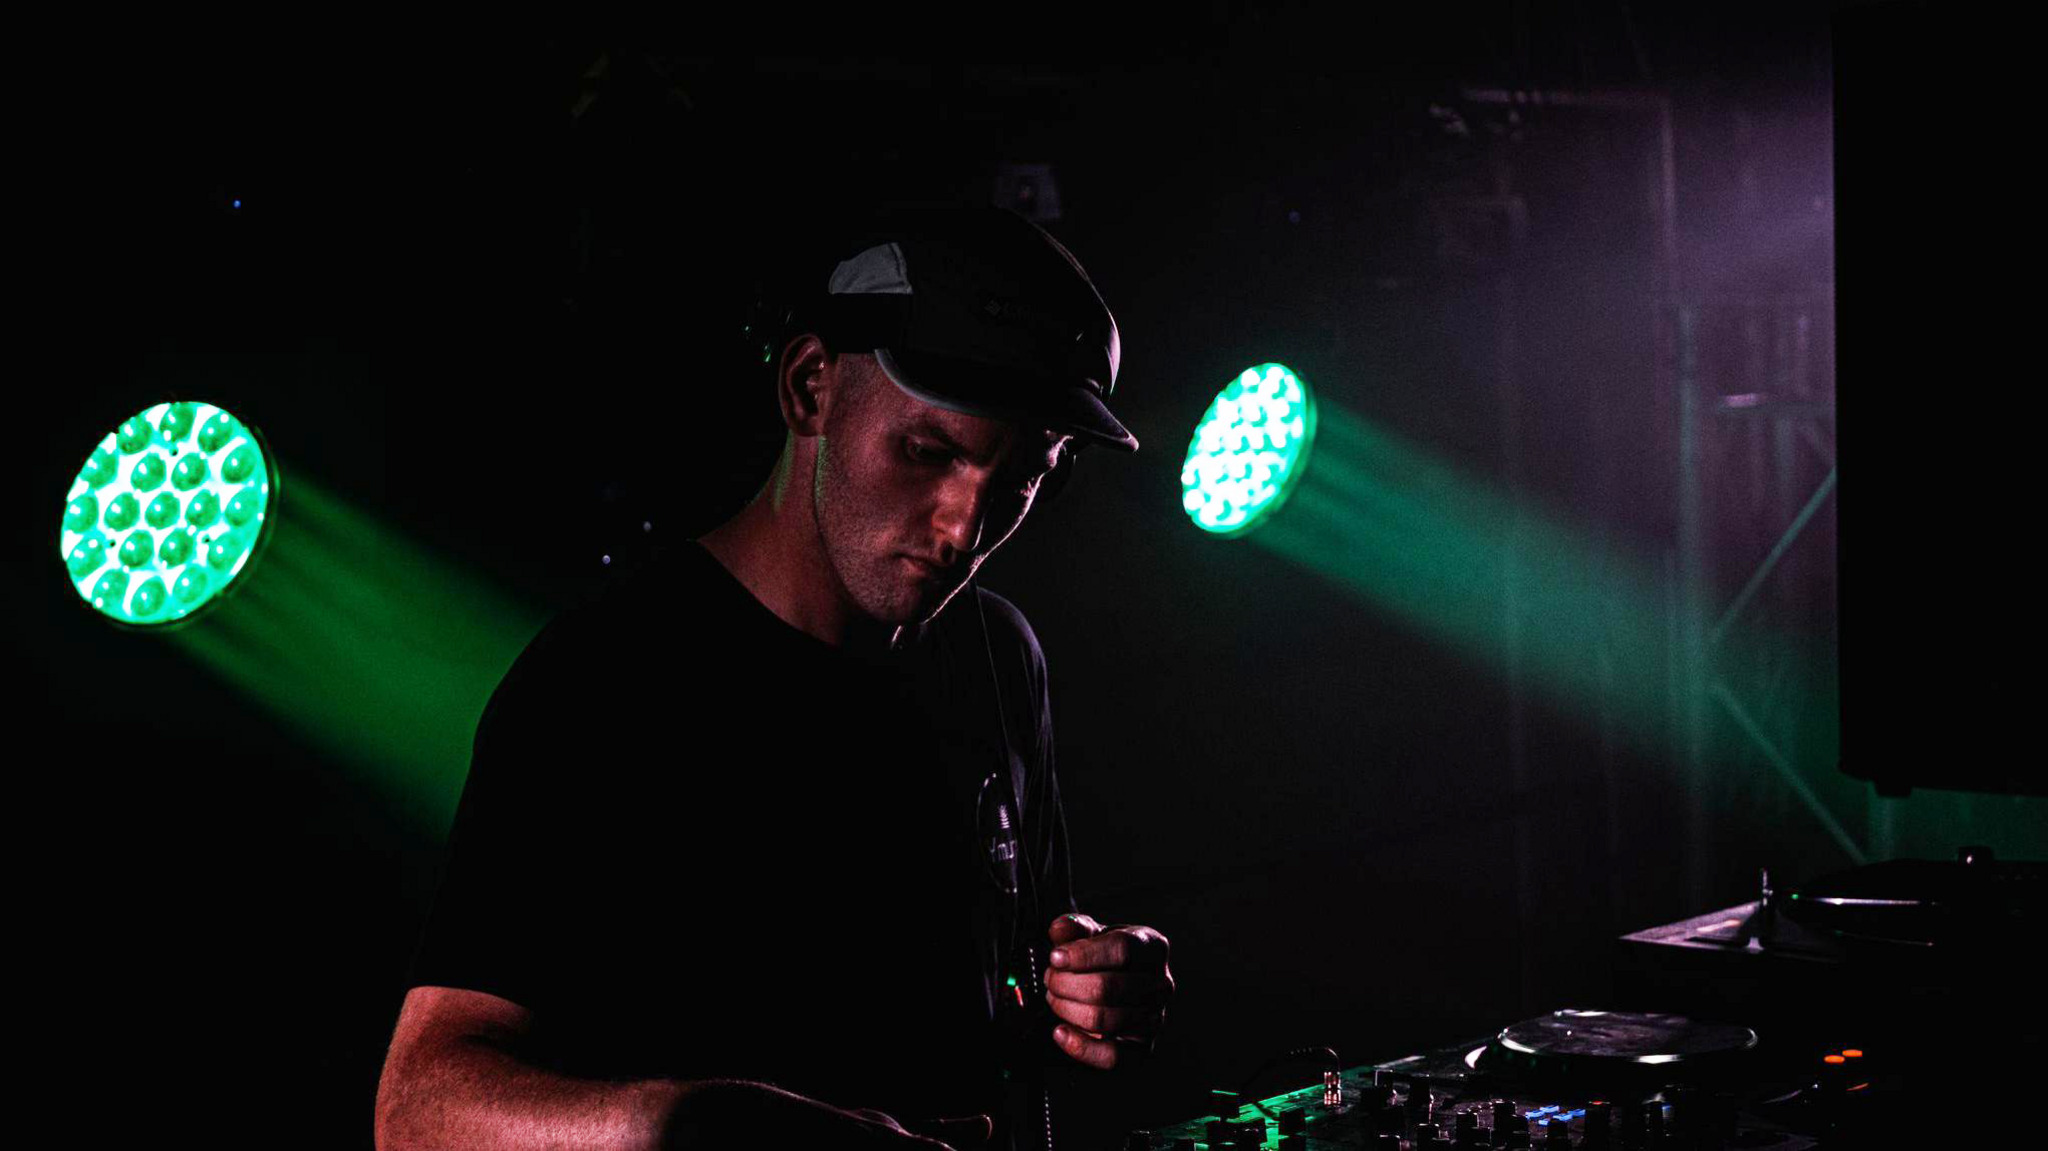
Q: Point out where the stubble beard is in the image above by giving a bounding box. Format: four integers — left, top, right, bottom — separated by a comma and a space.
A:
812, 434, 928, 627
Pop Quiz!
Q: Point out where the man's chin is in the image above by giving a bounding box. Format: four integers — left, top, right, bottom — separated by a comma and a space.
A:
896, 584, 966, 627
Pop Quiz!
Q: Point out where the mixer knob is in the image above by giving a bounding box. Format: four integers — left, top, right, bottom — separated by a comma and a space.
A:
1375, 1134, 1402, 1150
1407, 1082, 1432, 1112
1492, 1099, 1517, 1127
1496, 1113, 1530, 1146
1413, 1121, 1443, 1145
1544, 1120, 1571, 1146
1278, 1110, 1305, 1135
1583, 1101, 1612, 1144
1618, 1104, 1646, 1148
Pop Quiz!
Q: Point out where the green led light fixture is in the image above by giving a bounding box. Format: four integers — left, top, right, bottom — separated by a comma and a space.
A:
59, 401, 278, 629
1180, 362, 1319, 537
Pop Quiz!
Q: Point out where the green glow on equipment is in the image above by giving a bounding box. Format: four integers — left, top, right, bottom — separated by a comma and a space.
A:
1180, 362, 1319, 537
59, 401, 277, 629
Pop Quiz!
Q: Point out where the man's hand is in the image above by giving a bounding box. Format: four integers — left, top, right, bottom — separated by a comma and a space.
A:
1042, 912, 1174, 1070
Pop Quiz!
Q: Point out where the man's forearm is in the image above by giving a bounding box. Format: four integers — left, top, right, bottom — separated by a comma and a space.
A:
375, 1035, 691, 1150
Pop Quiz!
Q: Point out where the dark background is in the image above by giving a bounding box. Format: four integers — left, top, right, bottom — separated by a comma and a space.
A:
13, 7, 2043, 1147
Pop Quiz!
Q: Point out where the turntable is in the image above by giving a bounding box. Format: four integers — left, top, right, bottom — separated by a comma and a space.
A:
1138, 1009, 1838, 1149
1133, 852, 2038, 1147
1485, 1010, 1757, 1083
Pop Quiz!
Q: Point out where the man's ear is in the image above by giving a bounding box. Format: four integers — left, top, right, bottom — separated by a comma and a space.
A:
776, 334, 833, 438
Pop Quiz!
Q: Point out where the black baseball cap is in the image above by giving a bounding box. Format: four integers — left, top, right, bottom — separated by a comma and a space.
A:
813, 206, 1138, 453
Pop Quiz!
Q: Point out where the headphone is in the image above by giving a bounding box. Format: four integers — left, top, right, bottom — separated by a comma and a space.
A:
740, 292, 1084, 508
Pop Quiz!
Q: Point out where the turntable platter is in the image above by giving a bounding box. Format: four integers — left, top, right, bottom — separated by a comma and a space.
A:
1492, 1010, 1757, 1074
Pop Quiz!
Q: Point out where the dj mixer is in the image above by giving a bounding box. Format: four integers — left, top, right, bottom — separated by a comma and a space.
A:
1125, 855, 2041, 1148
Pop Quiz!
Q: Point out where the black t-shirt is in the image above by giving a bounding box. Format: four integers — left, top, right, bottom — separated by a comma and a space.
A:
407, 539, 1076, 1132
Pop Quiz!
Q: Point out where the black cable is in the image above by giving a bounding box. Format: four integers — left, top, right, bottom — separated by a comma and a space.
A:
974, 575, 1056, 1151
974, 576, 1039, 958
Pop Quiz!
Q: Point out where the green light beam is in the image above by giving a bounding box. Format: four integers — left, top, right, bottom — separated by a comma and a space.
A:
1250, 402, 1829, 742
164, 469, 549, 837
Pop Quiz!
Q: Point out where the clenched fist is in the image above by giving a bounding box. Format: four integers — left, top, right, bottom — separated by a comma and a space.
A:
1041, 912, 1173, 1070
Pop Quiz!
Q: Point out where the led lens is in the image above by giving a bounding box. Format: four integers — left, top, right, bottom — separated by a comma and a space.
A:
1180, 362, 1319, 537
58, 402, 277, 628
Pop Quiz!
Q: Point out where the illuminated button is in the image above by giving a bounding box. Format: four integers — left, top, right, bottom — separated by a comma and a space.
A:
159, 527, 194, 568
1582, 1101, 1611, 1144
186, 489, 221, 529
67, 534, 108, 578
1823, 1055, 1846, 1065
224, 487, 261, 527
64, 494, 99, 532
221, 445, 256, 483
104, 492, 141, 531
145, 492, 182, 529
131, 576, 168, 618
173, 454, 210, 491
173, 568, 209, 605
1840, 1049, 1863, 1059
83, 447, 121, 488
118, 531, 155, 569
117, 416, 154, 453
91, 568, 130, 608
159, 402, 197, 444
206, 533, 243, 571
198, 412, 235, 452
130, 452, 167, 491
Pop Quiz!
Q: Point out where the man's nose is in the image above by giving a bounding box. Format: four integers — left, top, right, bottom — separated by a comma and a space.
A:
932, 477, 991, 565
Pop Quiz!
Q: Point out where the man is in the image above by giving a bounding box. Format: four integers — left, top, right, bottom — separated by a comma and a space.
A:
375, 206, 1174, 1150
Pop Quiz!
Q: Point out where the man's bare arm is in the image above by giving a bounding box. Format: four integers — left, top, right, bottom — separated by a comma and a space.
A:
373, 986, 961, 1150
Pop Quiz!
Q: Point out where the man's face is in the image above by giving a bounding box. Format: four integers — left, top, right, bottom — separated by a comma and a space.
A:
812, 354, 1071, 627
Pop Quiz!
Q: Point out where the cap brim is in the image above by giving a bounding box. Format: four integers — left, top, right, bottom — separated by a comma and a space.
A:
874, 347, 1139, 453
